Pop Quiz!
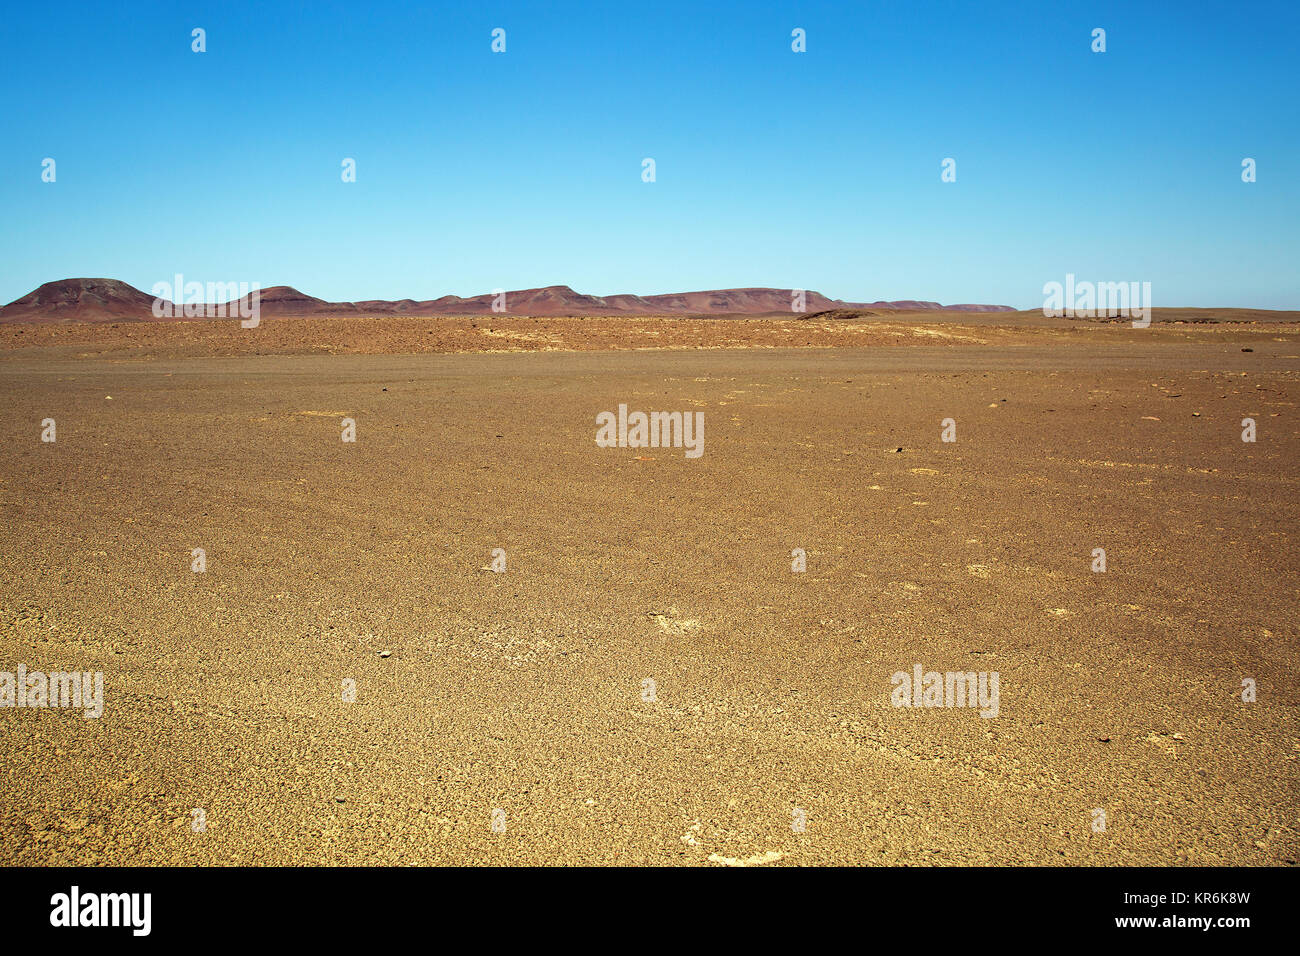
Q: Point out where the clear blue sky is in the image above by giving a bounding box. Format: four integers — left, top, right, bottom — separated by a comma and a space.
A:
2, 0, 1296, 308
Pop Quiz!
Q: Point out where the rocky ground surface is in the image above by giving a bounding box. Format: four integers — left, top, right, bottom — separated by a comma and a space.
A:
0, 330, 1296, 865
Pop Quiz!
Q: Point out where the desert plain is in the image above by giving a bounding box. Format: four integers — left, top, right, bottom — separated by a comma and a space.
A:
1, 309, 1298, 866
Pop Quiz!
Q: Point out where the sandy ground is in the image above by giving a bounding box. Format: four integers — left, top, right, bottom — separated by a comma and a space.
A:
2, 309, 1297, 359
0, 328, 1297, 865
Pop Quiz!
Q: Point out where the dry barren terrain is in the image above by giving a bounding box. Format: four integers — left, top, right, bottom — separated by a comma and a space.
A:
1, 317, 1297, 865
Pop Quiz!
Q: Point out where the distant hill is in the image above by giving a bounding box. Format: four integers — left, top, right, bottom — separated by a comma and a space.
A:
1, 278, 160, 322
0, 278, 1017, 322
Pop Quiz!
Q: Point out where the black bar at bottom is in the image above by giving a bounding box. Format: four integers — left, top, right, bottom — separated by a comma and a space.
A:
0, 865, 1282, 942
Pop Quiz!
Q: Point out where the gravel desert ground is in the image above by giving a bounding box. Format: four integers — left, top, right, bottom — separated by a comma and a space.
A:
1, 317, 1298, 865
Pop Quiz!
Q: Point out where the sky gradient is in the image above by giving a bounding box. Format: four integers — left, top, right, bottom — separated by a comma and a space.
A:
2, 0, 1297, 309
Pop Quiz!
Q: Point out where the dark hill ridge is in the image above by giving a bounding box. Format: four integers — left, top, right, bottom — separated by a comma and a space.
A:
2, 278, 159, 320
0, 278, 1017, 322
